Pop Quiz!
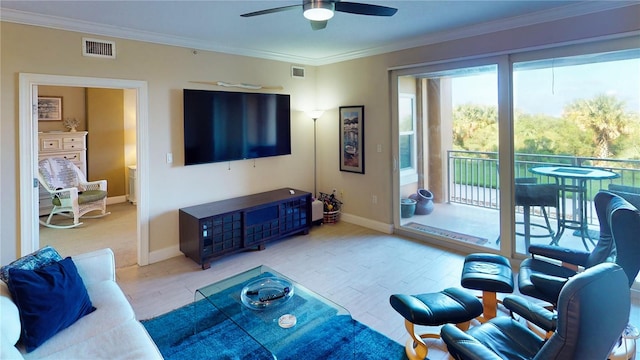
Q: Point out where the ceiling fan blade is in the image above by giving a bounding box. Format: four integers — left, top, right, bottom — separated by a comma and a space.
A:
334, 2, 397, 16
310, 20, 328, 30
240, 4, 301, 17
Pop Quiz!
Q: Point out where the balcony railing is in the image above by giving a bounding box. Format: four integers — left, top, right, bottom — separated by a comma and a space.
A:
447, 150, 640, 225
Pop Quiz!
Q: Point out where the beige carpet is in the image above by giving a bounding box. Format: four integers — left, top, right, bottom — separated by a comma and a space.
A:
39, 202, 138, 268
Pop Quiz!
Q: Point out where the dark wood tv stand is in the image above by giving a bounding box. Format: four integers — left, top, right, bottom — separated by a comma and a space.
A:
179, 188, 312, 269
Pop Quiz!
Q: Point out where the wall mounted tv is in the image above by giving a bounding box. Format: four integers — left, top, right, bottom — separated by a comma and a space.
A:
183, 89, 291, 165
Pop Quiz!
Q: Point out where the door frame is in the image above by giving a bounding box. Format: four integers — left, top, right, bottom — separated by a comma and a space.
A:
19, 73, 150, 265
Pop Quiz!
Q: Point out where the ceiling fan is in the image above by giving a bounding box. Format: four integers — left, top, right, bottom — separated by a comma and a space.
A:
241, 0, 398, 30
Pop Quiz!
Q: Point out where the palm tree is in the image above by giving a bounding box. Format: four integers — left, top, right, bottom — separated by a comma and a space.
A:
452, 104, 497, 151
563, 94, 630, 159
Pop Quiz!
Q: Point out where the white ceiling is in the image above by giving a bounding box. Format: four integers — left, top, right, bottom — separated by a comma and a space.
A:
1, 1, 634, 65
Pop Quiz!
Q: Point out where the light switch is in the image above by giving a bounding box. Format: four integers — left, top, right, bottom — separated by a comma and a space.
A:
377, 144, 382, 153
166, 153, 173, 164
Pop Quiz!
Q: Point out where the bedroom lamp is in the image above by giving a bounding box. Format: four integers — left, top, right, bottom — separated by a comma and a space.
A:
303, 1, 335, 21
307, 110, 325, 198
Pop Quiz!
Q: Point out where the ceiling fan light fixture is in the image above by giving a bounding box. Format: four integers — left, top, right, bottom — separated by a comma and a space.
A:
303, 1, 335, 21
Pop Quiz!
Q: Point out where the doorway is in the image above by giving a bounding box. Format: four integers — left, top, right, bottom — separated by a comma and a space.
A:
392, 64, 501, 252
18, 73, 150, 265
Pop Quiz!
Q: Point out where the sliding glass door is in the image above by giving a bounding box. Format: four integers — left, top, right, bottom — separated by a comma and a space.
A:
394, 63, 500, 251
392, 39, 639, 277
512, 47, 640, 256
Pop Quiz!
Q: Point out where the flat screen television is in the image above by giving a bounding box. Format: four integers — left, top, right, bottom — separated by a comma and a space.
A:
183, 89, 291, 165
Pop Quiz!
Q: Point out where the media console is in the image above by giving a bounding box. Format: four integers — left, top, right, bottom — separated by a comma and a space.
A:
179, 188, 312, 269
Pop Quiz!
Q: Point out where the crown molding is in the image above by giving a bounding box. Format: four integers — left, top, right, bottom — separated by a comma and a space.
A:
1, 2, 635, 67
311, 2, 637, 65
0, 8, 317, 65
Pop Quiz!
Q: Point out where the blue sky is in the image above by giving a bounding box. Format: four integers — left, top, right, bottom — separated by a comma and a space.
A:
452, 58, 640, 117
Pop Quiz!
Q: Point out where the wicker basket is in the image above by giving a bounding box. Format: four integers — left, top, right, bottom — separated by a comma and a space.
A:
323, 210, 341, 224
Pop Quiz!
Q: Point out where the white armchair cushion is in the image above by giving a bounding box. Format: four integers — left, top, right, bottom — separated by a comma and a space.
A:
0, 283, 21, 345
1, 334, 23, 360
72, 248, 116, 285
27, 321, 162, 360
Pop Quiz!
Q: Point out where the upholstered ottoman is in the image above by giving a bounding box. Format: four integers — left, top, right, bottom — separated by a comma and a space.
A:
461, 253, 514, 321
390, 287, 483, 360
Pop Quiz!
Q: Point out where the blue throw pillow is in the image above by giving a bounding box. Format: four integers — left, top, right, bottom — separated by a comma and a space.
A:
0, 245, 63, 283
7, 257, 96, 352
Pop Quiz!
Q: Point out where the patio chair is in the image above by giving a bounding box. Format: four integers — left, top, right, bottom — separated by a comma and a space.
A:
441, 262, 630, 360
38, 157, 110, 229
496, 178, 558, 252
514, 177, 558, 251
518, 191, 639, 308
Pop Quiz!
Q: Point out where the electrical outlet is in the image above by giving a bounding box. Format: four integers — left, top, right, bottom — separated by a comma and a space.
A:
340, 190, 344, 198
372, 195, 378, 204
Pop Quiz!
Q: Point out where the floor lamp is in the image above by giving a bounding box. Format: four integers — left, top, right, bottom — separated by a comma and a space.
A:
307, 110, 324, 198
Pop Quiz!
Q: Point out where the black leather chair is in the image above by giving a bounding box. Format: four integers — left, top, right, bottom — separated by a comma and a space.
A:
441, 262, 630, 360
607, 191, 640, 287
517, 190, 622, 306
608, 183, 640, 210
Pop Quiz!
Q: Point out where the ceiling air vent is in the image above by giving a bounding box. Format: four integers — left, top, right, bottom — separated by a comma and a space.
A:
82, 38, 116, 59
291, 66, 305, 79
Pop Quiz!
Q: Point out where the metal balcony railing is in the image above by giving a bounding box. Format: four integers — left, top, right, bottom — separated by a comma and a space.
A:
447, 150, 640, 225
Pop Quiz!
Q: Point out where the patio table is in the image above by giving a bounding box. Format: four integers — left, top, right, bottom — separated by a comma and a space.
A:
530, 166, 619, 250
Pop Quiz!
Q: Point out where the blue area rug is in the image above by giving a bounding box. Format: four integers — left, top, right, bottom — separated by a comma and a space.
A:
142, 279, 408, 360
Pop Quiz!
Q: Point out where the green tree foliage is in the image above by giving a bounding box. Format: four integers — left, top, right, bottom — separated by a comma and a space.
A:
563, 94, 632, 159
452, 95, 638, 160
514, 113, 593, 157
452, 104, 497, 152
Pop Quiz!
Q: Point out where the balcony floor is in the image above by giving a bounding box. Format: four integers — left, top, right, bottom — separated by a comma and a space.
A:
401, 201, 598, 254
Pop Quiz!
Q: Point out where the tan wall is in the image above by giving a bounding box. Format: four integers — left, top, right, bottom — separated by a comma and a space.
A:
314, 6, 639, 225
2, 5, 638, 263
37, 86, 86, 132
1, 22, 318, 261
86, 88, 126, 195
123, 89, 137, 197
37, 86, 130, 196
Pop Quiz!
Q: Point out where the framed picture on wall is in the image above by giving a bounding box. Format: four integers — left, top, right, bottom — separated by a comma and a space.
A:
38, 96, 62, 121
339, 105, 364, 174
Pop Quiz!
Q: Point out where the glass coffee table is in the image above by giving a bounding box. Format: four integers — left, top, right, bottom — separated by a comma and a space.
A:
194, 265, 354, 359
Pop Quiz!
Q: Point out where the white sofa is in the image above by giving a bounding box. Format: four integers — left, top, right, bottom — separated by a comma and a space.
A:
0, 248, 162, 359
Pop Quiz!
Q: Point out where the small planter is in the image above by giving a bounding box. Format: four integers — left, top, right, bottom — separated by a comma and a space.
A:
400, 198, 417, 218
323, 210, 341, 224
409, 189, 434, 215
319, 191, 342, 224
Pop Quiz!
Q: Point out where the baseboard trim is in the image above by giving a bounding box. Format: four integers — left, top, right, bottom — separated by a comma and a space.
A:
146, 214, 394, 265
107, 195, 127, 205
148, 245, 182, 264
340, 212, 393, 234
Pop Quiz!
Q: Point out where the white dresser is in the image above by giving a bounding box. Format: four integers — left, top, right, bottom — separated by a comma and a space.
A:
38, 131, 88, 215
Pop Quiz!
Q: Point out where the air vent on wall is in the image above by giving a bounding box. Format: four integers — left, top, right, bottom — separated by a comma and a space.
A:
291, 66, 305, 78
82, 37, 116, 59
